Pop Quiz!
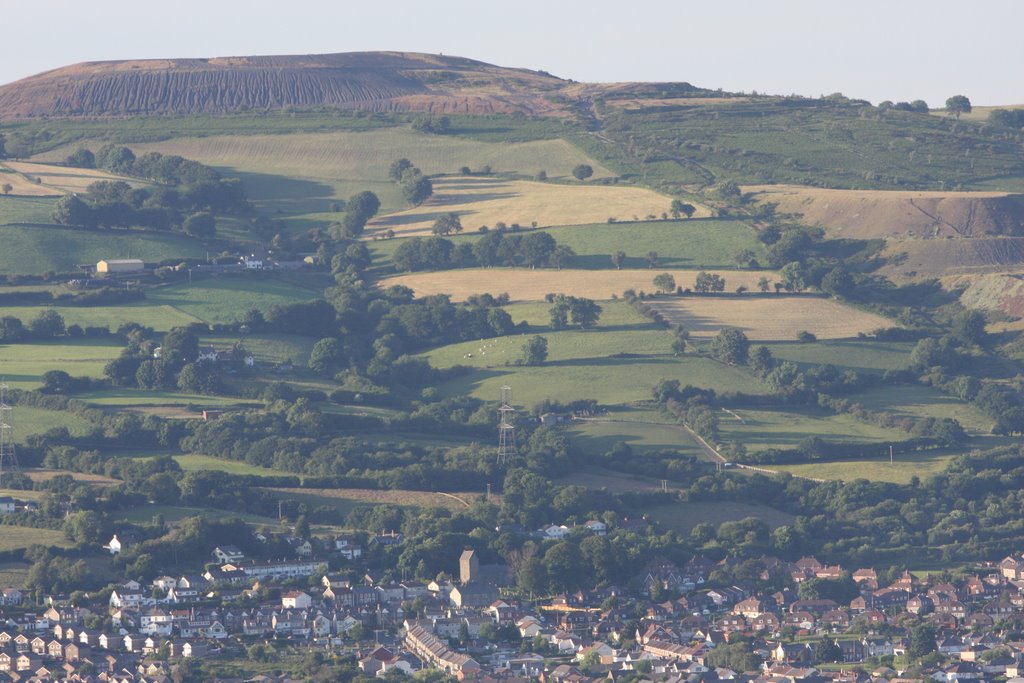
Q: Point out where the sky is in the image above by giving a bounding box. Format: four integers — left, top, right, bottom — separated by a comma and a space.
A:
3, 0, 1022, 106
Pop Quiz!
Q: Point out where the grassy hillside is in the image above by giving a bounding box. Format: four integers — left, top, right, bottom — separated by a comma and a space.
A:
0, 339, 123, 389
425, 300, 769, 406
37, 128, 615, 223
587, 98, 1024, 192
0, 223, 207, 275
147, 273, 323, 324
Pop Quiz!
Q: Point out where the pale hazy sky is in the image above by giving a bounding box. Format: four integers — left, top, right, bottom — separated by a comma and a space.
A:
4, 0, 1022, 106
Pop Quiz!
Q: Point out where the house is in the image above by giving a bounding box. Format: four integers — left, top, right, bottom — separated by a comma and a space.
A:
539, 524, 571, 540
212, 545, 245, 564
0, 496, 15, 514
583, 520, 608, 536
281, 591, 313, 609
96, 259, 145, 274
334, 534, 363, 560
104, 533, 135, 555
1, 587, 23, 606
242, 254, 265, 270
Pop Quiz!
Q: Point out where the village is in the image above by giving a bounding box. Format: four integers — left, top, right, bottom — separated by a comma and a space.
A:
3, 515, 1024, 683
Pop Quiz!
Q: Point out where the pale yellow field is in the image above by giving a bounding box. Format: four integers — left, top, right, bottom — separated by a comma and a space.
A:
368, 176, 691, 236
647, 296, 894, 340
3, 161, 143, 194
929, 103, 1024, 122
379, 268, 775, 302
0, 163, 62, 196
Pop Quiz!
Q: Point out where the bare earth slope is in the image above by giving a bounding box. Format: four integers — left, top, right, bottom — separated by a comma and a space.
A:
0, 52, 569, 118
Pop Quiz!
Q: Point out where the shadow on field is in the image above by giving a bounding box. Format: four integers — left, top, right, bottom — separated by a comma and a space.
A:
226, 169, 336, 216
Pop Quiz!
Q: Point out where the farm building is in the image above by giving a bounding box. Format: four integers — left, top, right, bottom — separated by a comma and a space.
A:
96, 259, 144, 274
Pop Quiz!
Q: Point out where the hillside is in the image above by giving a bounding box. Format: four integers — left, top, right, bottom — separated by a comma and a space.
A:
747, 185, 1024, 240
0, 51, 571, 118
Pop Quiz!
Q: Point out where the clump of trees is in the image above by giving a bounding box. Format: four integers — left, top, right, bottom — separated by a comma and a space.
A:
53, 155, 248, 235
390, 158, 433, 206
392, 230, 574, 272
572, 164, 593, 181
332, 190, 381, 238
694, 271, 726, 293
547, 294, 602, 329
521, 336, 548, 366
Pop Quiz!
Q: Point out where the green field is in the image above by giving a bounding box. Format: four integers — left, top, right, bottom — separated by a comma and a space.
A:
370, 219, 762, 272
0, 303, 200, 333
173, 454, 286, 477
0, 196, 57, 225
772, 450, 956, 485
719, 407, 907, 452
649, 500, 795, 534
567, 419, 703, 456
65, 128, 614, 225
372, 219, 765, 272
425, 300, 768, 406
766, 340, 914, 373
202, 333, 318, 366
76, 389, 257, 407
434, 354, 764, 407
9, 405, 94, 442
147, 274, 322, 324
0, 224, 207, 275
850, 384, 995, 436
0, 525, 74, 552
117, 503, 285, 528
0, 339, 122, 389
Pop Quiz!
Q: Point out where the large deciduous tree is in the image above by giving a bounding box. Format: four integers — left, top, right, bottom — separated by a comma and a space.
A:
945, 95, 971, 119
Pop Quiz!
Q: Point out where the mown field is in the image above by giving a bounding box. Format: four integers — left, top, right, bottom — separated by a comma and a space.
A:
649, 296, 895, 341
367, 176, 682, 237
4, 161, 146, 194
0, 163, 62, 196
370, 218, 762, 272
382, 268, 775, 303
0, 339, 122, 389
0, 224, 207, 275
719, 406, 907, 452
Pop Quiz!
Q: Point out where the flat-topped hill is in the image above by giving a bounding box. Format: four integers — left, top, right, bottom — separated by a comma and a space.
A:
0, 51, 574, 118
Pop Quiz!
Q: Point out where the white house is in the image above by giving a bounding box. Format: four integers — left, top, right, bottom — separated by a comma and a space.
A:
0, 497, 16, 514
540, 524, 570, 540
104, 534, 127, 555
282, 591, 313, 609
212, 546, 246, 564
